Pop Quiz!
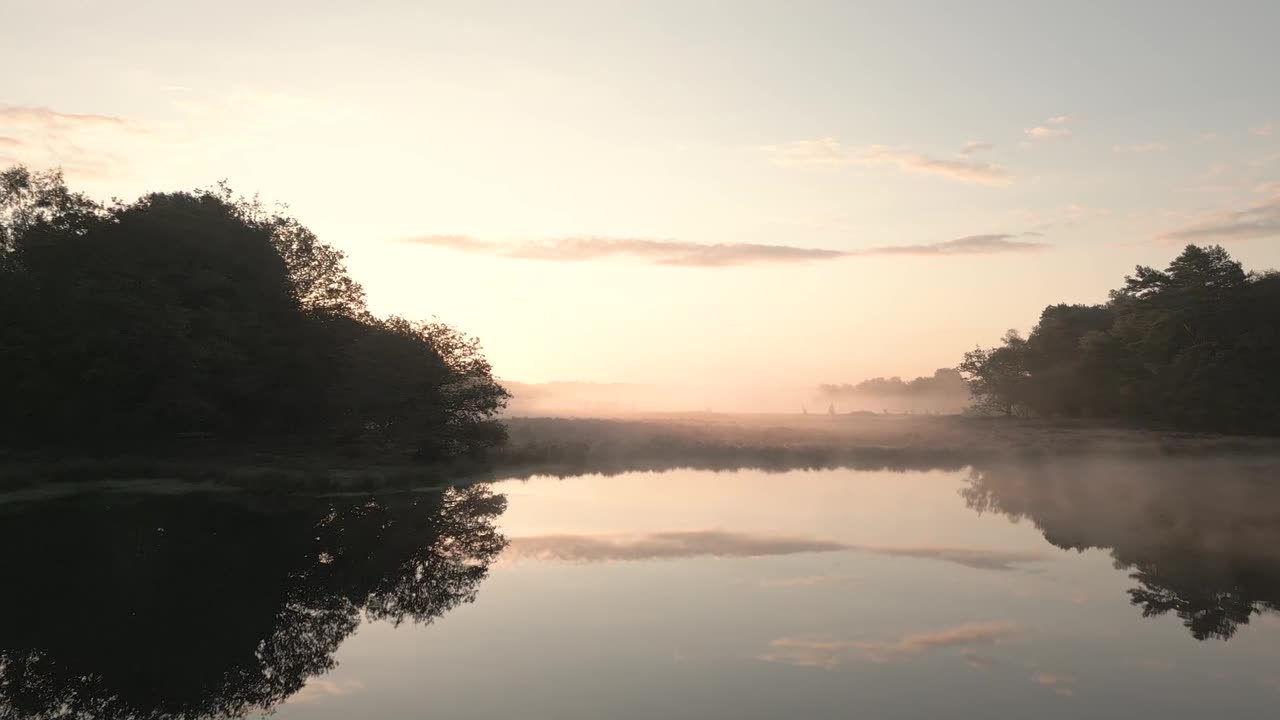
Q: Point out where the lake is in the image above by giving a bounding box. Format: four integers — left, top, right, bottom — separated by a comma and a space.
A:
3, 456, 1280, 719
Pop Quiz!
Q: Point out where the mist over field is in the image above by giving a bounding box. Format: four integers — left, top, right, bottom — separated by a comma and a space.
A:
502, 369, 971, 417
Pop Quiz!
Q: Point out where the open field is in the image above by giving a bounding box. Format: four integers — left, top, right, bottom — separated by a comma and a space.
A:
498, 413, 1280, 474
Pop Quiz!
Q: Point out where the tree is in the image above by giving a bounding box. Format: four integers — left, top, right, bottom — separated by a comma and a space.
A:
1020, 304, 1117, 417
0, 166, 102, 254
958, 330, 1029, 416
12, 190, 304, 440
955, 245, 1280, 433
199, 183, 368, 317
0, 164, 510, 456
415, 320, 512, 454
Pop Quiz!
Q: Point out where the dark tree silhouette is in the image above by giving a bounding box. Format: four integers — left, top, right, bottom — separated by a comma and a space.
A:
0, 164, 509, 456
15, 191, 303, 438
0, 485, 507, 719
957, 244, 1280, 433
201, 182, 368, 317
0, 166, 102, 254
958, 331, 1029, 417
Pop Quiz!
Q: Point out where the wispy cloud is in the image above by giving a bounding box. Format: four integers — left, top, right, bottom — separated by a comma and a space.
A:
963, 651, 1000, 669
504, 530, 848, 563
402, 235, 847, 267
1025, 116, 1073, 140
760, 138, 1009, 185
1115, 142, 1168, 154
0, 105, 142, 132
1033, 672, 1079, 697
959, 141, 994, 156
0, 105, 145, 178
1156, 195, 1280, 242
756, 622, 1022, 669
1251, 122, 1275, 138
882, 152, 1008, 185
401, 233, 1047, 267
857, 234, 1048, 257
1025, 126, 1072, 139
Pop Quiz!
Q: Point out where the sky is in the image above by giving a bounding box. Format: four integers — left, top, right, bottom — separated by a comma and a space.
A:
3, 0, 1280, 388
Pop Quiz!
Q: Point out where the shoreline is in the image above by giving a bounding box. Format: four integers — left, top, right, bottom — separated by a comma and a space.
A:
3, 414, 1279, 497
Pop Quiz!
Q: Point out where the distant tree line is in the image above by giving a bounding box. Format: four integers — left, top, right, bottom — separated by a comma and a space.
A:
0, 166, 509, 456
819, 368, 968, 399
958, 245, 1280, 434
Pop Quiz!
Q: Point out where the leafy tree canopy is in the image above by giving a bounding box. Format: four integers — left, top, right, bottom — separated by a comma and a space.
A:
957, 244, 1280, 433
0, 165, 508, 456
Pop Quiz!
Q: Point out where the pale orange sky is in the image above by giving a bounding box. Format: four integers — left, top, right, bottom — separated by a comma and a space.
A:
4, 1, 1279, 386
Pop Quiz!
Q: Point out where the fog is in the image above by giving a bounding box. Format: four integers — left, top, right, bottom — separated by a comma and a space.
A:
501, 381, 814, 416
501, 374, 970, 417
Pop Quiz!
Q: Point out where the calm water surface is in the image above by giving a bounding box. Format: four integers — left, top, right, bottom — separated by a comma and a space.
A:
3, 457, 1280, 718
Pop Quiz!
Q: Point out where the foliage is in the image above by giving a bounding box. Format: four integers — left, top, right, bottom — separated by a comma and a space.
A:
0, 164, 508, 457
957, 245, 1280, 433
0, 166, 102, 254
199, 182, 368, 317
958, 331, 1029, 417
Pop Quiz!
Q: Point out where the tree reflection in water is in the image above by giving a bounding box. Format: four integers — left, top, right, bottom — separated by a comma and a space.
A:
0, 485, 507, 719
962, 456, 1280, 641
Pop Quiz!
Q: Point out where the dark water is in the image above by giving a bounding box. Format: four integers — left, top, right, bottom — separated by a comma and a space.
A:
3, 456, 1280, 719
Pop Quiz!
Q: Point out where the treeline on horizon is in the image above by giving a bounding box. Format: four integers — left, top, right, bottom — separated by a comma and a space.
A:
818, 368, 969, 400
958, 244, 1280, 434
0, 166, 509, 456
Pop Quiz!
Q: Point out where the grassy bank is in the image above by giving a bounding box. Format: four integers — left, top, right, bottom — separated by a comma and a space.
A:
4, 414, 1279, 496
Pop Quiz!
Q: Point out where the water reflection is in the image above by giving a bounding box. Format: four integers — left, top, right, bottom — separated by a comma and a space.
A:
0, 485, 507, 719
505, 530, 1049, 570
963, 457, 1280, 640
6, 453, 1280, 719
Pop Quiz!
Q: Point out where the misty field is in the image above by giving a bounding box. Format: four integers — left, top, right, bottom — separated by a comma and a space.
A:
498, 413, 1280, 475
